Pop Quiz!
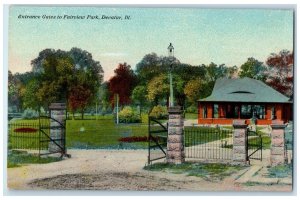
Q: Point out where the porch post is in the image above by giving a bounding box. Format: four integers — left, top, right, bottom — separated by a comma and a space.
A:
270, 120, 287, 166
167, 106, 184, 164
232, 120, 248, 165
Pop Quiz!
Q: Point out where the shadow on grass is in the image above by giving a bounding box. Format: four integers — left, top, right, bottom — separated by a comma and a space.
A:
267, 164, 292, 178
144, 162, 247, 182
8, 150, 62, 168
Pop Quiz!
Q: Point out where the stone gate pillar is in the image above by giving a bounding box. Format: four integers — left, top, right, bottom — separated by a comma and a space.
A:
232, 120, 248, 165
167, 106, 184, 164
49, 103, 66, 153
270, 120, 287, 166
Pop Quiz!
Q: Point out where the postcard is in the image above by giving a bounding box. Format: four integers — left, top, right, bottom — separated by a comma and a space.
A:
6, 5, 294, 192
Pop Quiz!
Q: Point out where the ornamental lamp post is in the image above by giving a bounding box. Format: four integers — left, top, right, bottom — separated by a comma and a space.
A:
167, 43, 174, 107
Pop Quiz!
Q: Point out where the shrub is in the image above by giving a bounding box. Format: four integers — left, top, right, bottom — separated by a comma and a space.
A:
149, 105, 168, 119
118, 106, 141, 123
186, 105, 198, 113
22, 108, 39, 119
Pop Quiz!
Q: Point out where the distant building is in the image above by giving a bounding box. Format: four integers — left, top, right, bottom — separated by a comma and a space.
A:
198, 77, 292, 125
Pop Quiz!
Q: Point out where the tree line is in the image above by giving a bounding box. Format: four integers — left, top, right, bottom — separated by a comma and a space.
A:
8, 48, 293, 118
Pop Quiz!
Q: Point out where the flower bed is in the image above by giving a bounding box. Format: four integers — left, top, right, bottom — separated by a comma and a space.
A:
14, 127, 38, 133
118, 136, 148, 143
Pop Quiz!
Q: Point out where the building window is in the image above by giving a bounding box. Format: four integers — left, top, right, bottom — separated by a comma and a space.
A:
213, 104, 219, 118
203, 106, 207, 118
271, 106, 276, 119
241, 105, 252, 119
241, 105, 266, 119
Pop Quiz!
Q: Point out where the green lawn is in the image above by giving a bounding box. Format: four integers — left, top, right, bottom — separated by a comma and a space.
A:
144, 162, 247, 181
66, 119, 149, 149
184, 127, 232, 147
184, 113, 198, 119
7, 150, 62, 168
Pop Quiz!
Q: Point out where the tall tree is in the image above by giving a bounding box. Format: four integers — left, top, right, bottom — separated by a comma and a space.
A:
108, 63, 137, 106
266, 50, 293, 97
68, 85, 93, 119
28, 48, 103, 114
184, 79, 203, 105
239, 57, 267, 81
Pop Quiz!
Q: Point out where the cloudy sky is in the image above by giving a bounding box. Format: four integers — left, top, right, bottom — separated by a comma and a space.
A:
9, 6, 293, 81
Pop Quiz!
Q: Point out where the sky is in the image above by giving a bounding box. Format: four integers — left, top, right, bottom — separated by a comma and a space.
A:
8, 6, 294, 81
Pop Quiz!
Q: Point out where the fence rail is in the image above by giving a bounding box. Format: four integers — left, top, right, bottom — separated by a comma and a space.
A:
8, 122, 48, 150
184, 127, 233, 161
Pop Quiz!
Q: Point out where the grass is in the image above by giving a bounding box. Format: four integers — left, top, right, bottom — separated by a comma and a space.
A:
144, 162, 247, 182
184, 113, 198, 119
7, 150, 62, 168
9, 118, 233, 149
184, 127, 232, 147
267, 164, 292, 178
66, 119, 149, 149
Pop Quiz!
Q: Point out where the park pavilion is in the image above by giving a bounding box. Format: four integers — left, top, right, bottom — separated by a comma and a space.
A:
197, 77, 292, 125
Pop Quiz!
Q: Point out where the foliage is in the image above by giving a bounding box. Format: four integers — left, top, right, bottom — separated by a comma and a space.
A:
266, 50, 293, 97
186, 105, 198, 114
184, 79, 202, 104
149, 105, 168, 119
22, 108, 39, 119
108, 63, 137, 106
98, 82, 112, 114
29, 48, 103, 112
22, 79, 41, 111
239, 57, 267, 81
131, 85, 148, 106
147, 74, 169, 105
68, 85, 93, 119
118, 106, 141, 123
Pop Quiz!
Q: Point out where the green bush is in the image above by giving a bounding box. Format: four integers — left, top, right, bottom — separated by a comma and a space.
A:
186, 105, 198, 113
118, 106, 141, 123
22, 108, 39, 119
149, 105, 168, 119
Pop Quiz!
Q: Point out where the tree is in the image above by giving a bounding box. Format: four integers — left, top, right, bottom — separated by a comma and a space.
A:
266, 50, 293, 97
184, 79, 203, 105
146, 74, 169, 105
29, 48, 103, 115
239, 57, 267, 81
68, 85, 93, 119
22, 79, 41, 111
98, 82, 112, 114
131, 85, 148, 107
108, 63, 137, 107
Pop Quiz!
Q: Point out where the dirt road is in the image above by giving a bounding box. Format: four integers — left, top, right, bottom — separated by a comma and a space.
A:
6, 149, 292, 192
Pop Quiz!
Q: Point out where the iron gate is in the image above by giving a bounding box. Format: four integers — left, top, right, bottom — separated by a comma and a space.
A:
148, 117, 168, 164
39, 116, 67, 157
246, 128, 262, 162
184, 127, 233, 161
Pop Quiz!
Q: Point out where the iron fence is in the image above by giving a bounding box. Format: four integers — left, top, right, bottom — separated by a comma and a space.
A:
8, 122, 48, 150
184, 126, 233, 161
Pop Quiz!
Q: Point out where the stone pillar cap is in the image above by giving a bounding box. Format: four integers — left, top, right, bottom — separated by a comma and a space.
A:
168, 106, 183, 114
233, 119, 247, 128
49, 103, 66, 110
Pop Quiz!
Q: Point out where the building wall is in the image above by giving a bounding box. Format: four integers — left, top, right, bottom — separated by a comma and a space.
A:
198, 102, 290, 125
